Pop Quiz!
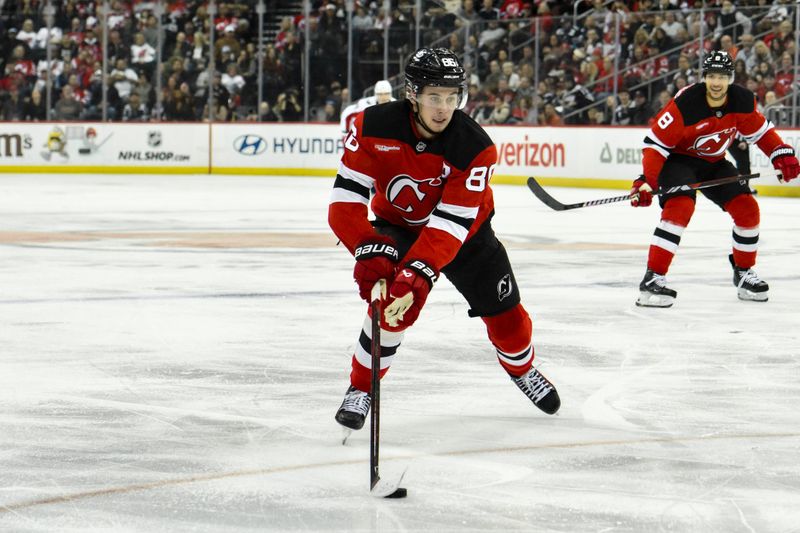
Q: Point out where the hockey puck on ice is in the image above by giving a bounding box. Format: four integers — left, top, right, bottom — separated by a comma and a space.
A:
385, 487, 407, 498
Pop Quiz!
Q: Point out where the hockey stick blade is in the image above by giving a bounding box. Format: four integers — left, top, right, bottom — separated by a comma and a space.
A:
370, 468, 408, 499
527, 173, 764, 211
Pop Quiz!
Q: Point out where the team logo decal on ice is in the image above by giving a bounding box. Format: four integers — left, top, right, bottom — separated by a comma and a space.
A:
497, 274, 513, 301
691, 128, 736, 157
386, 173, 445, 225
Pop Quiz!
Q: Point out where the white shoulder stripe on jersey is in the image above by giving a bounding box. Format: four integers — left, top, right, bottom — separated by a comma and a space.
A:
647, 129, 674, 149
338, 161, 376, 189
436, 202, 479, 220
330, 188, 369, 205
741, 119, 773, 144
643, 141, 671, 159
428, 214, 470, 242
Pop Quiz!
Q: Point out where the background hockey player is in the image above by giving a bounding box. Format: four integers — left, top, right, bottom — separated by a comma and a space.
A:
328, 47, 560, 431
631, 50, 800, 307
338, 79, 395, 135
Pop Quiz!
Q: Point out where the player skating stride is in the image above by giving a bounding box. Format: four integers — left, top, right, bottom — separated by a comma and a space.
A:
631, 50, 800, 307
329, 47, 560, 431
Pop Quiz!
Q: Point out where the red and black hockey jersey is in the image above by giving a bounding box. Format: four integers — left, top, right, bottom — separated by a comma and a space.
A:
642, 83, 785, 186
328, 100, 497, 272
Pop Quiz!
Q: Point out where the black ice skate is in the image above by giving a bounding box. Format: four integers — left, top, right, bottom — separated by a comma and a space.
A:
335, 385, 371, 430
512, 367, 561, 415
729, 254, 769, 302
636, 269, 677, 308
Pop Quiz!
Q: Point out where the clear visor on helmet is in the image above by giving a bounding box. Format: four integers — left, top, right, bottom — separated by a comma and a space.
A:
408, 84, 468, 110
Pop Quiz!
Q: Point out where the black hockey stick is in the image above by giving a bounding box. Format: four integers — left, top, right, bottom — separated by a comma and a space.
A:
369, 280, 407, 499
527, 172, 766, 211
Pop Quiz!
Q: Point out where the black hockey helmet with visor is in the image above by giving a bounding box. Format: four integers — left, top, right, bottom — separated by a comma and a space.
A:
405, 47, 468, 110
702, 51, 734, 82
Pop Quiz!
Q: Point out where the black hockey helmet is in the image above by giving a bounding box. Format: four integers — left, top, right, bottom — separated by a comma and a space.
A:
405, 47, 468, 109
702, 50, 734, 81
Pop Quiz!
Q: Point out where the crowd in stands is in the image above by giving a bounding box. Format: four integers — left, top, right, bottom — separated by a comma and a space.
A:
0, 0, 797, 126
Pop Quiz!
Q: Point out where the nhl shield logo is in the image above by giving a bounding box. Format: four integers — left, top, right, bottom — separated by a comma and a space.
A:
148, 131, 162, 147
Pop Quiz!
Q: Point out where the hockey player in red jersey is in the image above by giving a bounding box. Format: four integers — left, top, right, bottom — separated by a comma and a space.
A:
328, 47, 560, 430
631, 50, 800, 307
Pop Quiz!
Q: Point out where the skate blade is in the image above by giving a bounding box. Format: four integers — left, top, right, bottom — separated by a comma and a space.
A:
370, 469, 408, 498
636, 292, 674, 308
737, 289, 768, 302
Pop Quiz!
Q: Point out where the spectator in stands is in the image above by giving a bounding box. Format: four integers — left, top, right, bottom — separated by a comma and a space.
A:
275, 88, 302, 122
763, 90, 792, 126
630, 89, 650, 125
719, 34, 738, 61
737, 34, 757, 72
168, 32, 192, 63
215, 25, 241, 65
221, 62, 245, 98
164, 83, 196, 121
613, 89, 634, 125
660, 10, 685, 40
561, 74, 595, 124
541, 102, 563, 126
751, 40, 774, 72
501, 61, 520, 91
0, 84, 24, 120
110, 58, 138, 100
775, 51, 795, 97
481, 60, 502, 94
456, 0, 480, 23
15, 19, 37, 50
716, 0, 752, 42
122, 91, 150, 121
601, 94, 617, 125
23, 88, 47, 120
511, 96, 534, 124
351, 5, 374, 30
733, 59, 749, 87
190, 32, 209, 68
258, 100, 278, 122
130, 32, 156, 76
54, 84, 83, 120
478, 0, 500, 21
107, 29, 130, 64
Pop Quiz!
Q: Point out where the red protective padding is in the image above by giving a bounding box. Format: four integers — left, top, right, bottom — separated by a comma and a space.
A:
725, 193, 760, 228
350, 356, 389, 394
662, 195, 695, 226
481, 304, 533, 378
725, 194, 760, 269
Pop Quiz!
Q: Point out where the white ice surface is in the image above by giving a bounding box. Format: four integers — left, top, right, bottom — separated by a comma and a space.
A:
1, 174, 799, 532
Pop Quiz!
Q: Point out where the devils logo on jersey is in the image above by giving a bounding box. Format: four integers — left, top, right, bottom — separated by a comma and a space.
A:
386, 174, 445, 225
691, 127, 737, 157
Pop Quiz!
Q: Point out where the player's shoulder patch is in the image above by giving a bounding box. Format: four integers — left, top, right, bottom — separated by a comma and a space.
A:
442, 111, 495, 171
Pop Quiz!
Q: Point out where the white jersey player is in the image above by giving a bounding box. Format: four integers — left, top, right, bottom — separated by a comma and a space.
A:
339, 80, 395, 134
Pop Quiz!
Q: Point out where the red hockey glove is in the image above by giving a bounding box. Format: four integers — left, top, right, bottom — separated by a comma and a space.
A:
770, 144, 800, 182
630, 176, 654, 207
383, 259, 438, 331
353, 237, 399, 302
